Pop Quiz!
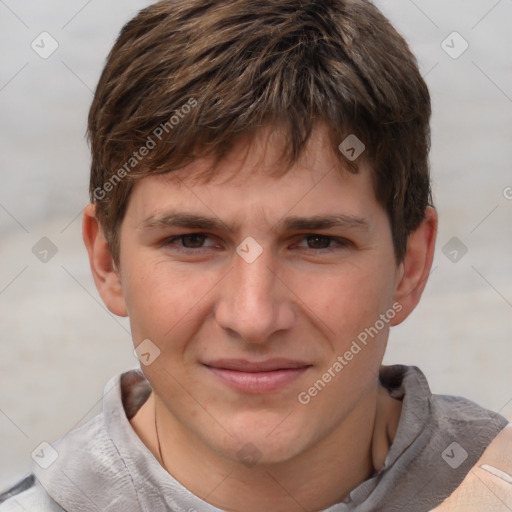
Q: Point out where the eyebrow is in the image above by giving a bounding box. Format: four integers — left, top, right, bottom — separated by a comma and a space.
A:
141, 212, 370, 233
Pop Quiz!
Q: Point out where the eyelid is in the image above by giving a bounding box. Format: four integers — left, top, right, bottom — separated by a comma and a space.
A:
293, 234, 353, 251
163, 232, 217, 248
163, 232, 352, 253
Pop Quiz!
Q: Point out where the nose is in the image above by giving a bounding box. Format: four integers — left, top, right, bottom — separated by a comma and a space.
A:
214, 244, 295, 344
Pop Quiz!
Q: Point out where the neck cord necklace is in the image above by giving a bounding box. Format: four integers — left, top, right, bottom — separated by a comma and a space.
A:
154, 401, 168, 472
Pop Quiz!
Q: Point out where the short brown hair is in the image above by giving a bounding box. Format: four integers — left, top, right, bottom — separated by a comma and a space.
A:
87, 0, 432, 264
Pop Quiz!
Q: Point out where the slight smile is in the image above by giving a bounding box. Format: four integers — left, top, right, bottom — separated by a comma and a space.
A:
203, 359, 312, 393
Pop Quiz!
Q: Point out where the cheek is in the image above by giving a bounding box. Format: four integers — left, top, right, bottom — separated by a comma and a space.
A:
294, 270, 395, 419
289, 262, 395, 339
121, 256, 215, 344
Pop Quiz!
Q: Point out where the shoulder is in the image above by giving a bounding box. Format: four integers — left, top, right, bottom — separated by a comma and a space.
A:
0, 475, 64, 512
432, 423, 512, 511
473, 422, 512, 498
429, 389, 509, 448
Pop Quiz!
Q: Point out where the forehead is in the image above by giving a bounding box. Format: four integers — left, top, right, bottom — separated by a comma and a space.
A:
118, 122, 388, 243
124, 124, 384, 237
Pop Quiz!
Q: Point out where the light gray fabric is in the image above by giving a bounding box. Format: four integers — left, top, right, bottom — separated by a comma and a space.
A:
0, 478, 63, 512
1, 364, 508, 512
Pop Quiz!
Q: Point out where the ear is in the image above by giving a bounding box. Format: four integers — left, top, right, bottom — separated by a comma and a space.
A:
390, 206, 437, 326
82, 203, 127, 317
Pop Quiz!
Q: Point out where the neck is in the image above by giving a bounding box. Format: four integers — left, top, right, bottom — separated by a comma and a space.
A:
131, 383, 402, 511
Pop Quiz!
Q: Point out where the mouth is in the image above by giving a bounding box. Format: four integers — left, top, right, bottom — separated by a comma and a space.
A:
203, 359, 312, 393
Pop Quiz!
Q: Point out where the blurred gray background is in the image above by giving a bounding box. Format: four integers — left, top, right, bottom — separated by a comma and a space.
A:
1, 0, 511, 489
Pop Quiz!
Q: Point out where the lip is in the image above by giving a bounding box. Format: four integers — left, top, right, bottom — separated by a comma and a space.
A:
203, 359, 312, 393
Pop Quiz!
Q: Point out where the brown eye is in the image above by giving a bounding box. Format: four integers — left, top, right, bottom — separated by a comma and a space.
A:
306, 235, 332, 249
180, 234, 207, 248
163, 233, 216, 252
295, 234, 352, 253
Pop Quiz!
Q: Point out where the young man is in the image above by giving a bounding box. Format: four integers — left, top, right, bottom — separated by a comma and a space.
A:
1, 0, 510, 510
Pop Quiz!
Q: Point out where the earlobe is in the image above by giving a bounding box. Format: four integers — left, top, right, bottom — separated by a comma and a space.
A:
82, 204, 128, 317
390, 206, 438, 326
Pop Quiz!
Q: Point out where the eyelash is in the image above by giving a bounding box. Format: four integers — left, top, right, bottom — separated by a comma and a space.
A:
162, 233, 352, 254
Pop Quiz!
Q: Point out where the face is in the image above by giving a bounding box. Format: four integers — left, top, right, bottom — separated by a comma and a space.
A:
116, 123, 404, 464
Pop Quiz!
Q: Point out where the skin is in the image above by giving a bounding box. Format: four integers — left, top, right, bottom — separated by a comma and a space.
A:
83, 122, 437, 511
433, 424, 512, 511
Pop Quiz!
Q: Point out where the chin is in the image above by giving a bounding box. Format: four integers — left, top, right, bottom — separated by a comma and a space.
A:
219, 413, 312, 466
